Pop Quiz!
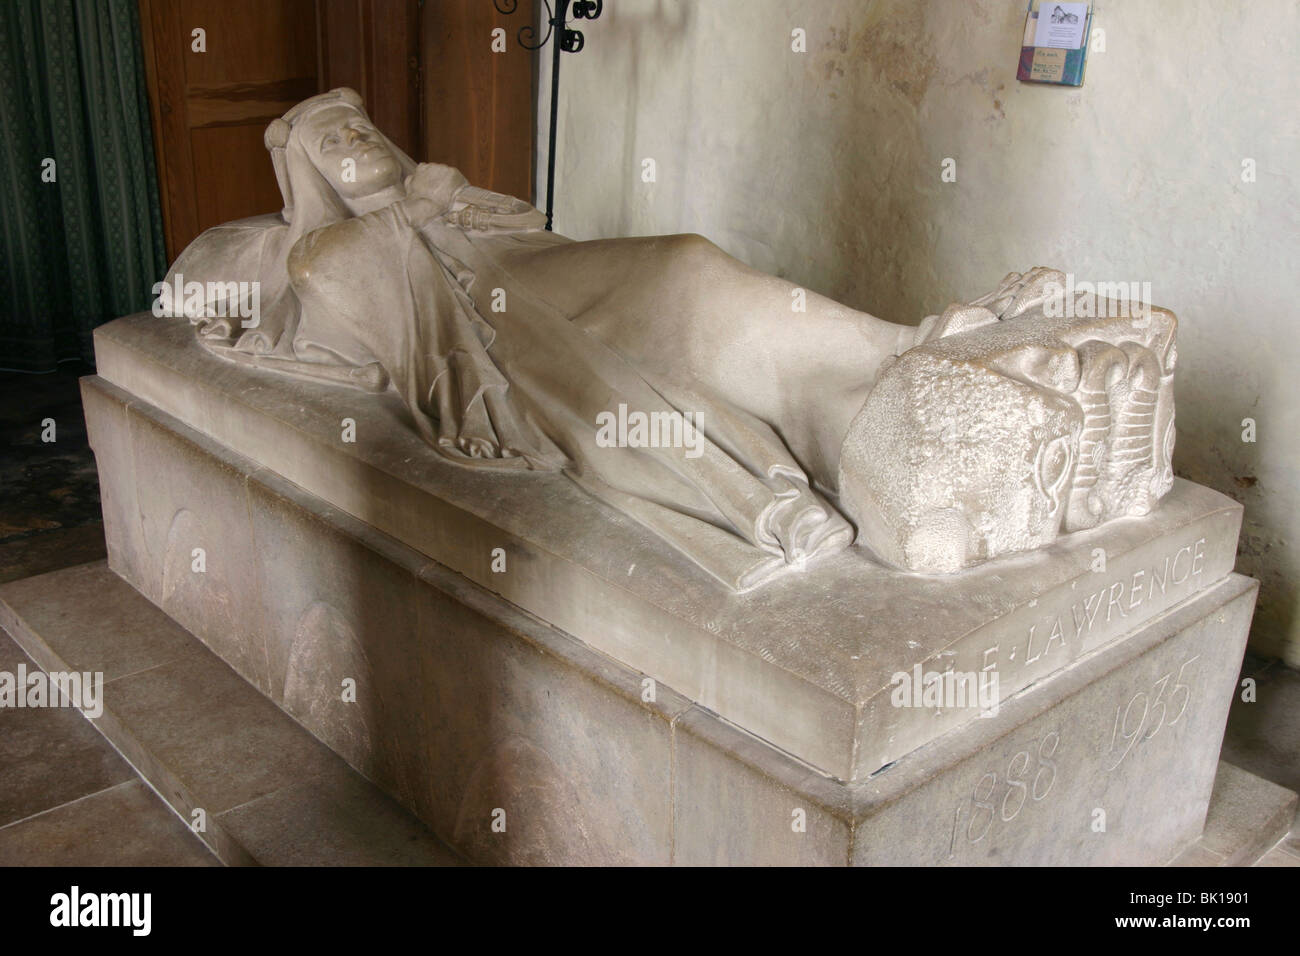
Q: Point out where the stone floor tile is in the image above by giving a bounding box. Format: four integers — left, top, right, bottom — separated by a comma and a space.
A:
1254, 844, 1300, 867
103, 649, 341, 815
1196, 762, 1298, 865
0, 630, 136, 827
218, 762, 463, 867
0, 780, 217, 866
0, 561, 204, 681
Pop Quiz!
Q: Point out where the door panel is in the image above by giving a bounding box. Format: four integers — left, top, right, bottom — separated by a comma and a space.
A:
317, 0, 421, 158
421, 0, 535, 201
190, 125, 287, 227
139, 0, 321, 262
139, 0, 535, 262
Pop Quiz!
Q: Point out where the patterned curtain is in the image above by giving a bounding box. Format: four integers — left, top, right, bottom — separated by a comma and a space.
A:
0, 0, 166, 371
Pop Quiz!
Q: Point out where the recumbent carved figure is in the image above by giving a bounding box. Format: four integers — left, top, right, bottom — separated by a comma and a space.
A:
162, 89, 1176, 588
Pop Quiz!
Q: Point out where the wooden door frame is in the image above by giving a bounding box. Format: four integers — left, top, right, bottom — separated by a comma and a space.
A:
138, 0, 197, 264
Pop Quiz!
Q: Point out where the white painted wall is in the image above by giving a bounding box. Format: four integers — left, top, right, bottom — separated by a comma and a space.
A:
537, 0, 1300, 662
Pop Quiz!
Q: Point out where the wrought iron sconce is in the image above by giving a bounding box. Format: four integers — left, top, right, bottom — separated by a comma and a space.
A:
494, 0, 604, 230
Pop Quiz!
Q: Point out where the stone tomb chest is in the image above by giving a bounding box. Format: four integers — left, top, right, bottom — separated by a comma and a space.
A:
81, 313, 1253, 865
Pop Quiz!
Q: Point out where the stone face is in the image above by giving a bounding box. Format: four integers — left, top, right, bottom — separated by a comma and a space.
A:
409, 569, 684, 866
673, 706, 854, 866
238, 465, 687, 865
854, 578, 1253, 865
243, 469, 425, 790
79, 379, 147, 590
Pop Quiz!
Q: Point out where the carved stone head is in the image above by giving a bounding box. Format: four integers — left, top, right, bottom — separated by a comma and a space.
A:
838, 269, 1177, 573
263, 88, 417, 225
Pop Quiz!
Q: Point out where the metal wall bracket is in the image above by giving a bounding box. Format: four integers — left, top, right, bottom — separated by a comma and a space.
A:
494, 0, 603, 230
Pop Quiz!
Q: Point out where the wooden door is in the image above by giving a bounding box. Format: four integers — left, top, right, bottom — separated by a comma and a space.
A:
138, 0, 322, 262
421, 0, 536, 202
139, 0, 531, 262
317, 0, 422, 159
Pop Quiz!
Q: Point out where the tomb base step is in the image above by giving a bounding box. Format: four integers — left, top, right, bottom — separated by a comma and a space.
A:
0, 562, 463, 867
1171, 761, 1298, 867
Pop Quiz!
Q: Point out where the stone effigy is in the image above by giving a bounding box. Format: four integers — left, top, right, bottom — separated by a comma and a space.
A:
159, 87, 1175, 586
78, 89, 1257, 865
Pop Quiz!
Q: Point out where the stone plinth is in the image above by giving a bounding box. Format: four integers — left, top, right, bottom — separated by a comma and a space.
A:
91, 315, 1244, 780
77, 316, 1258, 864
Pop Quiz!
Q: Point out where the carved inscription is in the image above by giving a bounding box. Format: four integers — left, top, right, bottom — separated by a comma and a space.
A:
981, 537, 1207, 677
1104, 654, 1199, 771
947, 730, 1061, 858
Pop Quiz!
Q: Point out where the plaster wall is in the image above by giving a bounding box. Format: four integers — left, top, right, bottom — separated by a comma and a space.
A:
537, 0, 1300, 662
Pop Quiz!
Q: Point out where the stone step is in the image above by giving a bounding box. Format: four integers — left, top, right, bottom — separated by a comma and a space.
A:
1171, 760, 1298, 866
0, 561, 463, 867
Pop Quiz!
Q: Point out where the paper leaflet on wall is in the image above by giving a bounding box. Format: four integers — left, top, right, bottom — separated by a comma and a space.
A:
1018, 1, 1092, 87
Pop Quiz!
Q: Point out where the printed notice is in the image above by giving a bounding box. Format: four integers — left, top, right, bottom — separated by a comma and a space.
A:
1033, 3, 1088, 49
1029, 47, 1067, 82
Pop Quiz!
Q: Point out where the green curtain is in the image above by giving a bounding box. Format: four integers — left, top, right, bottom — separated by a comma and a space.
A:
0, 0, 166, 371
